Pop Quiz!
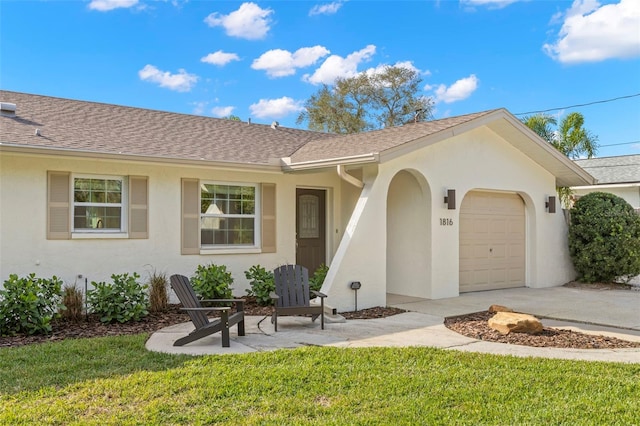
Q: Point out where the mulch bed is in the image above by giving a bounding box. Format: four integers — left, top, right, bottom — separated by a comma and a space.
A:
0, 298, 406, 349
444, 311, 640, 349
2, 283, 639, 350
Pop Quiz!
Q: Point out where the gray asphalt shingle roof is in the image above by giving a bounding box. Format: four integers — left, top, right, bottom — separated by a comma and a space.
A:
574, 155, 640, 184
0, 90, 334, 166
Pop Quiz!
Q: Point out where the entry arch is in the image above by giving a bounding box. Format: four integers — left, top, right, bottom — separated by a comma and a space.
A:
386, 169, 432, 298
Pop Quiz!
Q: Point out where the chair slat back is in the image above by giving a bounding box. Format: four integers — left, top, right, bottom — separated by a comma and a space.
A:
273, 265, 310, 308
170, 274, 209, 329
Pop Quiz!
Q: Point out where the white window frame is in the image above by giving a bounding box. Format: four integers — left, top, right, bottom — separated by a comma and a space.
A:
71, 174, 128, 235
199, 181, 261, 250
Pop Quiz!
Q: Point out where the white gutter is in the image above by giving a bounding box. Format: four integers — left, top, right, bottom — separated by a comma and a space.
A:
573, 182, 640, 189
337, 164, 364, 188
282, 153, 379, 171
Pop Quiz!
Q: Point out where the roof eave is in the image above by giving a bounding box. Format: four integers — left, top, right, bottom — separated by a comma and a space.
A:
0, 143, 283, 172
282, 153, 380, 171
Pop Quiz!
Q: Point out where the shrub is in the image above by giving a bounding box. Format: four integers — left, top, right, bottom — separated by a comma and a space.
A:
87, 273, 149, 323
147, 269, 169, 312
244, 265, 275, 306
61, 285, 84, 322
0, 273, 64, 336
569, 192, 640, 283
191, 263, 233, 300
309, 264, 329, 296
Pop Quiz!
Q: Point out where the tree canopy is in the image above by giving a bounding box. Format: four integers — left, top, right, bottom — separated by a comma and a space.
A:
296, 66, 434, 134
522, 112, 598, 206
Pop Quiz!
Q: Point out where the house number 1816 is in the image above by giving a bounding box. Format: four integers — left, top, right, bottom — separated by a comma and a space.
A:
440, 218, 454, 226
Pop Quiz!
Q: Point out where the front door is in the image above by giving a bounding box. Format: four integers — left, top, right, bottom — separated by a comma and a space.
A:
296, 188, 326, 273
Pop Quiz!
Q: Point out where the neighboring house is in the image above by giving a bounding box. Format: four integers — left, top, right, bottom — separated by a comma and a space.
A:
0, 91, 594, 312
573, 155, 640, 212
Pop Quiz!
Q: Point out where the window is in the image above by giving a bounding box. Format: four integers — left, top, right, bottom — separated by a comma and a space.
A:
200, 183, 258, 247
73, 176, 126, 232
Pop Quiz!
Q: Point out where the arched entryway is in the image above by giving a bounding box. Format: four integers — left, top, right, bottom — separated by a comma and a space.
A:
386, 170, 431, 298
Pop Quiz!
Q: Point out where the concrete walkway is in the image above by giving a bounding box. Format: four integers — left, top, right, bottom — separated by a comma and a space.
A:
146, 286, 640, 363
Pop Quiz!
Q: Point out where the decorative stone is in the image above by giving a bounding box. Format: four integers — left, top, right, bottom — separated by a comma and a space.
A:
488, 304, 513, 313
488, 312, 543, 335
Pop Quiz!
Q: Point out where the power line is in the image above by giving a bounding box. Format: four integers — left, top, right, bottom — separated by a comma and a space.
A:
513, 93, 640, 115
600, 140, 640, 147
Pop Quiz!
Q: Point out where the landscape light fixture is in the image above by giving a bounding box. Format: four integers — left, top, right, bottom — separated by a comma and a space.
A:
349, 281, 362, 312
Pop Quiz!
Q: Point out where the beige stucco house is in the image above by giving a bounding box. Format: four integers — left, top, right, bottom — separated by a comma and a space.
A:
0, 91, 594, 312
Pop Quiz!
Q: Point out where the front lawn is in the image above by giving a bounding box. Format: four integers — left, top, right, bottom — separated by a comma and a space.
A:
1, 334, 638, 424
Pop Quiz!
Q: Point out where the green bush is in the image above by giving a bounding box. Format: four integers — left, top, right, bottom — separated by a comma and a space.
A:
309, 264, 329, 295
61, 285, 84, 322
0, 273, 64, 336
569, 192, 640, 283
191, 264, 233, 300
244, 265, 275, 306
87, 273, 149, 323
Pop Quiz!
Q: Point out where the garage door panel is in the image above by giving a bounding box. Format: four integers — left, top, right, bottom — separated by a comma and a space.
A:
460, 191, 525, 292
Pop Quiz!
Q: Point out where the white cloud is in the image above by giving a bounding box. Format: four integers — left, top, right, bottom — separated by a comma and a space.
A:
204, 2, 273, 40
544, 0, 640, 64
201, 50, 241, 66
363, 60, 430, 77
138, 64, 198, 92
460, 0, 520, 9
303, 44, 376, 85
429, 74, 479, 104
252, 46, 330, 78
309, 2, 344, 16
249, 97, 304, 119
191, 101, 208, 115
211, 106, 235, 117
88, 0, 138, 11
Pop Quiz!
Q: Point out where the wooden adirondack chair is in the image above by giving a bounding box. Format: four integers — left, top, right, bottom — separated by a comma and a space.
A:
169, 274, 245, 347
270, 264, 326, 331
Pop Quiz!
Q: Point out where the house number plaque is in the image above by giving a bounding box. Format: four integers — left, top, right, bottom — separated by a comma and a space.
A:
440, 218, 454, 226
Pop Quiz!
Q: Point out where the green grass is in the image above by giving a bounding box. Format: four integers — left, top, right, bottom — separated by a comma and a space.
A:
1, 335, 639, 425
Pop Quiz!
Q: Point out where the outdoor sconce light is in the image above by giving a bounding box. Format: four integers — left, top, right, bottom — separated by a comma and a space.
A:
349, 281, 362, 311
546, 196, 556, 214
444, 189, 456, 210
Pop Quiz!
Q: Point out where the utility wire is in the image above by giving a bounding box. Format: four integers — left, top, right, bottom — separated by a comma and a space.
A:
513, 93, 640, 115
600, 140, 640, 147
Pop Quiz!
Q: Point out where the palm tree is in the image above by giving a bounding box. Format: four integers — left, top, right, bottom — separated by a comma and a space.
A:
522, 112, 598, 206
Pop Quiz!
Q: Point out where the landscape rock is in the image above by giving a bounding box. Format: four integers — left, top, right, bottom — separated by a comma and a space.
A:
488, 304, 513, 313
488, 312, 543, 335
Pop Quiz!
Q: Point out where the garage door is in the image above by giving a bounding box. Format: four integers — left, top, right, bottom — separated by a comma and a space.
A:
459, 191, 525, 292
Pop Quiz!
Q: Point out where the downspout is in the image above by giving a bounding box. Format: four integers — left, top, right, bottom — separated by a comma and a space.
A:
337, 164, 364, 188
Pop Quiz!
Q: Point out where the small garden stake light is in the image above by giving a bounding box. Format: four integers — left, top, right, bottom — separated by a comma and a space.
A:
349, 281, 362, 311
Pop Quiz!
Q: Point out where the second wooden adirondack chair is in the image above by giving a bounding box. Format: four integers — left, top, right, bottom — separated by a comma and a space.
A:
270, 264, 327, 331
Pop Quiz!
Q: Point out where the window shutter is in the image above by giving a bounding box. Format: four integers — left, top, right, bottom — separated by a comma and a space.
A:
129, 176, 148, 239
181, 178, 200, 254
261, 183, 276, 253
47, 171, 70, 240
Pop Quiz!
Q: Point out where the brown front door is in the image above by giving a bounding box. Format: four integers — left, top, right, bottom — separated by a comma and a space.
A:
296, 188, 326, 273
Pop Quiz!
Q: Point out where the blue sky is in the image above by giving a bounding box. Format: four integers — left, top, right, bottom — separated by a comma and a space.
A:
2, 0, 639, 157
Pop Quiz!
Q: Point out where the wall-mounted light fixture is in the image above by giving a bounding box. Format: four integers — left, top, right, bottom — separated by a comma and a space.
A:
444, 189, 456, 210
349, 281, 362, 311
545, 195, 556, 214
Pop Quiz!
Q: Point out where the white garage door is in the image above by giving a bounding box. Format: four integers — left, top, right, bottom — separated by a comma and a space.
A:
459, 191, 525, 293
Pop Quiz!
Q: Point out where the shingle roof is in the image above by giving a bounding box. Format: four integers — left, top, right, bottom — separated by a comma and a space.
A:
289, 110, 499, 164
574, 155, 640, 184
0, 90, 334, 166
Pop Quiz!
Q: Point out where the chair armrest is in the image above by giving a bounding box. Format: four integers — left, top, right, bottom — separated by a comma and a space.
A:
180, 307, 230, 312
200, 299, 245, 312
311, 290, 327, 298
